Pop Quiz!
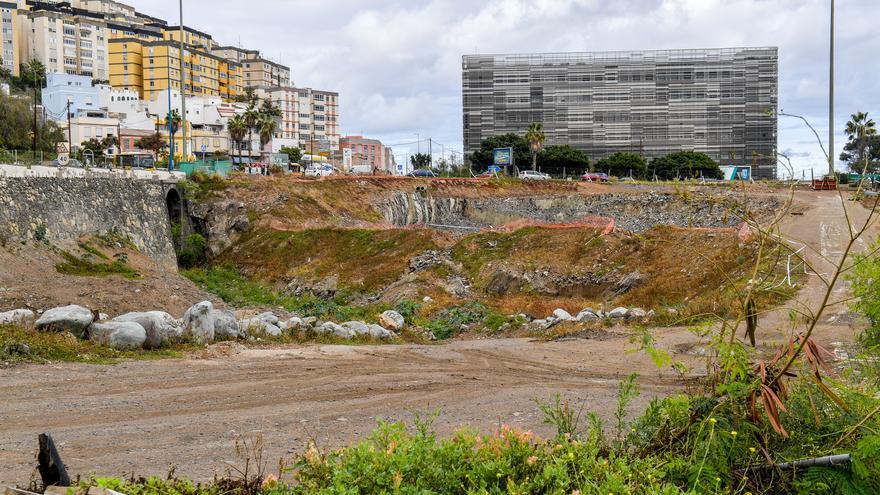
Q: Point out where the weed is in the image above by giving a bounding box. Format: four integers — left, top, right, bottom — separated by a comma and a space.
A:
55, 250, 140, 279
536, 393, 583, 439
33, 223, 48, 242
77, 241, 109, 260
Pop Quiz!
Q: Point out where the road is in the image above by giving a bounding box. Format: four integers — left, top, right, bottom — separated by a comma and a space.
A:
0, 189, 877, 486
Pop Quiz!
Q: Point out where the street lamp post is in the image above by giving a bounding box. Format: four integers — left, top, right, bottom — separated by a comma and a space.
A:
179, 0, 188, 163
828, 0, 835, 177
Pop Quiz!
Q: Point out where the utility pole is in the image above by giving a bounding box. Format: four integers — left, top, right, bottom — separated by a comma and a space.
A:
32, 70, 38, 156
178, 0, 188, 163
166, 60, 175, 172
428, 138, 432, 168
828, 0, 835, 176
116, 122, 121, 168
66, 99, 72, 157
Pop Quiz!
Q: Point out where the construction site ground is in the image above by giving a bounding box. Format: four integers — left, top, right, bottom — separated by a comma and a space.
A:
0, 188, 877, 485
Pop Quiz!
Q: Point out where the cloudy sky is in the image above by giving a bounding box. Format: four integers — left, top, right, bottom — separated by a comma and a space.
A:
139, 0, 879, 175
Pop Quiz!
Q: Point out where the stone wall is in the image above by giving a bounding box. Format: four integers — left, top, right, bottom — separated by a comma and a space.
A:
0, 177, 177, 266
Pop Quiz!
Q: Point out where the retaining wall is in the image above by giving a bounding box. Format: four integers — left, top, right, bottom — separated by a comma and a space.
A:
0, 176, 177, 266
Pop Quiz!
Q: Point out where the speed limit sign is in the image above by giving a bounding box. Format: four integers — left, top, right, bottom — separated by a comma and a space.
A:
57, 154, 70, 166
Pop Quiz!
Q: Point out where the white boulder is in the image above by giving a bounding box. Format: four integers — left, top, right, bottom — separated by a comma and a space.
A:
0, 309, 35, 325
576, 310, 599, 321
113, 311, 182, 348
628, 308, 648, 319
88, 321, 147, 350
378, 310, 405, 331
316, 322, 355, 339
608, 307, 629, 319
182, 301, 215, 345
239, 318, 281, 337
35, 305, 94, 337
367, 324, 394, 340
213, 310, 241, 340
341, 321, 371, 337
552, 308, 573, 321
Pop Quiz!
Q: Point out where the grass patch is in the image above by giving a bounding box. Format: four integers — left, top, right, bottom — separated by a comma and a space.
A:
78, 241, 109, 260
219, 227, 436, 294
182, 265, 393, 322
56, 250, 140, 279
0, 324, 185, 364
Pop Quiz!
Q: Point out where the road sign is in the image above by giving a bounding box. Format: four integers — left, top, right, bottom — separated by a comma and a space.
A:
493, 148, 512, 166
201, 144, 207, 152
56, 154, 70, 166
55, 143, 68, 153
488, 165, 501, 173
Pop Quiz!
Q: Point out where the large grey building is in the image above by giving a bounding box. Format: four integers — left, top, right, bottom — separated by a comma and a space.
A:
462, 47, 779, 178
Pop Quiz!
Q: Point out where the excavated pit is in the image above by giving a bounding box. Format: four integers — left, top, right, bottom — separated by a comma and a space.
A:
380, 191, 779, 232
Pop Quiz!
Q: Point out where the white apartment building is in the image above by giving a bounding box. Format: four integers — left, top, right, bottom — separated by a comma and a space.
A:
255, 85, 340, 152
18, 7, 109, 80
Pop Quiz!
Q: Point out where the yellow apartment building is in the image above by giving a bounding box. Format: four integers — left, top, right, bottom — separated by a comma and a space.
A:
1, 1, 19, 76
109, 36, 241, 102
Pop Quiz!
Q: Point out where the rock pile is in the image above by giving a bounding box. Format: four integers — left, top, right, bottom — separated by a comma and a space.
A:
530, 306, 654, 330
2, 301, 405, 351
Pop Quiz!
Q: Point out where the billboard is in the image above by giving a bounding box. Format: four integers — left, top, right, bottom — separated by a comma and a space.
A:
493, 148, 513, 166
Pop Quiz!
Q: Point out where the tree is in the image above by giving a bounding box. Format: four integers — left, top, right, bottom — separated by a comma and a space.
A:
537, 145, 590, 176
242, 102, 260, 156
595, 152, 648, 178
470, 133, 530, 171
135, 132, 167, 157
650, 151, 722, 180
279, 145, 302, 164
410, 153, 431, 169
841, 112, 878, 173
257, 113, 277, 154
227, 114, 247, 165
0, 57, 10, 81
0, 92, 61, 152
525, 122, 546, 172
18, 59, 46, 90
165, 109, 182, 137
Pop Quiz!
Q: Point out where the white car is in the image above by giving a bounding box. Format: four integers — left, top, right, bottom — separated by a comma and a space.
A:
519, 170, 551, 180
304, 164, 335, 177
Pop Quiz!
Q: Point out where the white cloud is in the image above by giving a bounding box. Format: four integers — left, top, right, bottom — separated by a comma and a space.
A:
137, 0, 879, 171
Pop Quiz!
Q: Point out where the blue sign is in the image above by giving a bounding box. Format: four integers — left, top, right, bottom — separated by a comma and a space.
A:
493, 148, 513, 166
488, 165, 501, 173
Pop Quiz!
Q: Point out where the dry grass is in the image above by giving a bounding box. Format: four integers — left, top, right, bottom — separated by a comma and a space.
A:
218, 227, 437, 294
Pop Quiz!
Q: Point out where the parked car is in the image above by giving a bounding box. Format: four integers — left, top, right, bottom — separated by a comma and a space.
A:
580, 172, 609, 182
407, 169, 438, 178
304, 164, 335, 177
518, 170, 551, 180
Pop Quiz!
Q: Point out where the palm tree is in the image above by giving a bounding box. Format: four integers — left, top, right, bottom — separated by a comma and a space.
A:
844, 112, 877, 173
227, 114, 247, 167
525, 122, 545, 172
258, 114, 278, 156
242, 102, 260, 160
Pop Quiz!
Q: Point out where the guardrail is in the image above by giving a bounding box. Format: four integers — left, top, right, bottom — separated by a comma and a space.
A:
0, 163, 185, 181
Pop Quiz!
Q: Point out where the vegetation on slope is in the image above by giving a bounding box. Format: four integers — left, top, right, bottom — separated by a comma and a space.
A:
218, 227, 436, 294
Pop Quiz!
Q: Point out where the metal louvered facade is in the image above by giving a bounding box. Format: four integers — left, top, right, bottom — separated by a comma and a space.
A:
462, 48, 779, 178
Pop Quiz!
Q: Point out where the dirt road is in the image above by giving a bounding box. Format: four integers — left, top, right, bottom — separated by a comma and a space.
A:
0, 336, 684, 485
0, 190, 877, 486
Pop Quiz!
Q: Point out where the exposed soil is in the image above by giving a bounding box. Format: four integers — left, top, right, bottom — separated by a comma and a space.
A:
0, 240, 217, 317
0, 188, 876, 486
